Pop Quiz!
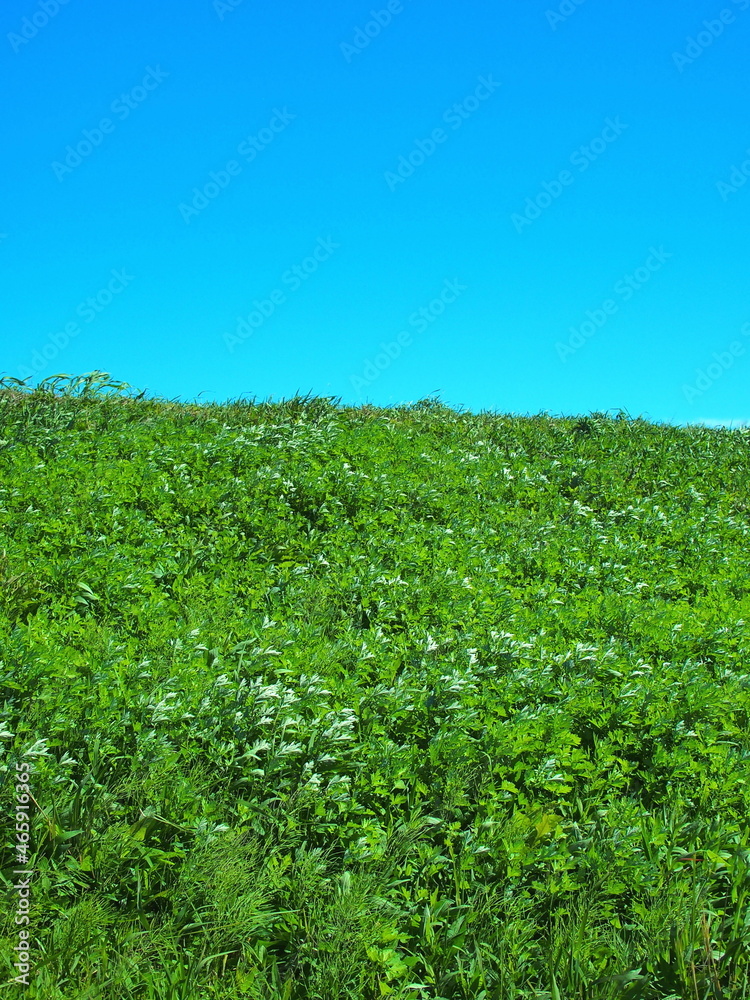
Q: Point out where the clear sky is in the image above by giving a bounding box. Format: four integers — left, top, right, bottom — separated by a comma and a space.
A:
2, 0, 749, 425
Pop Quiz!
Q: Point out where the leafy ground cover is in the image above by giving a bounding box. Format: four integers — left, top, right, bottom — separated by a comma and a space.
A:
1, 372, 749, 999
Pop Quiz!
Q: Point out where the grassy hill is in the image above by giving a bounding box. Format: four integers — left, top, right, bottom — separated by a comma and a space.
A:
1, 373, 749, 999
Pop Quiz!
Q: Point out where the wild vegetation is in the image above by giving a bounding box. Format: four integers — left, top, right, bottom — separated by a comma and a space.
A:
1, 372, 749, 999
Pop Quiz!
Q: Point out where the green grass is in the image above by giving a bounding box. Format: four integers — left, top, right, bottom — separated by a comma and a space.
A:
1, 371, 749, 998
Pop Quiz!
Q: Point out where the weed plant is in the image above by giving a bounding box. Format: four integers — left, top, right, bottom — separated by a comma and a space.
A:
0, 373, 749, 998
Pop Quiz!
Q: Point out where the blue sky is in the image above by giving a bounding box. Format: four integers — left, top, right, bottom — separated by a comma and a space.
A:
2, 0, 749, 425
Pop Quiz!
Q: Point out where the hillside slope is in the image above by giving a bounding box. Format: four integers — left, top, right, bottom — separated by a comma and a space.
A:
1, 376, 749, 999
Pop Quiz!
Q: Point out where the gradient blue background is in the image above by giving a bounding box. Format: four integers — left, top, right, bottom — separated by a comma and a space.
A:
2, 0, 749, 425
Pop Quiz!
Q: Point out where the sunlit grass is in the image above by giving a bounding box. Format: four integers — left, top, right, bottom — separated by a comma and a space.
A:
1, 372, 749, 998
